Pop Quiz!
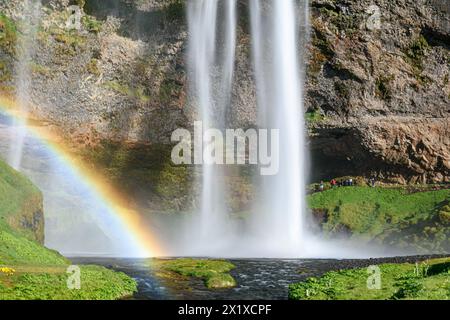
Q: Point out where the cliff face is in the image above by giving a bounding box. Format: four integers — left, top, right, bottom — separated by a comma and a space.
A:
0, 0, 448, 187
306, 0, 449, 184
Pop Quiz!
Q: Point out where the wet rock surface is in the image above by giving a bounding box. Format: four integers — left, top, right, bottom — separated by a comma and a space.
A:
0, 0, 448, 211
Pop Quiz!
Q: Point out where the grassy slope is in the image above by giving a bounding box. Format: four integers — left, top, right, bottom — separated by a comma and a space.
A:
308, 186, 450, 252
289, 257, 450, 300
0, 160, 40, 221
0, 159, 136, 299
154, 258, 237, 289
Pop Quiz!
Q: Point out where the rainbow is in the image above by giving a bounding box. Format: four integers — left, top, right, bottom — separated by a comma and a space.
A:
0, 95, 162, 257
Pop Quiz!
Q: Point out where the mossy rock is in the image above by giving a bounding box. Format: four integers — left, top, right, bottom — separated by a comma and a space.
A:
156, 258, 237, 289
206, 274, 237, 289
438, 205, 450, 224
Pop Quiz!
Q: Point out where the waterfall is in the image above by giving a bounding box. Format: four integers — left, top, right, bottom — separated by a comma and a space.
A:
249, 0, 308, 257
184, 0, 308, 257
8, 0, 41, 170
187, 0, 237, 247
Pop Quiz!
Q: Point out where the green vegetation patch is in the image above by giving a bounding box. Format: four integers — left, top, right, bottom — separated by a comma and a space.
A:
0, 224, 68, 266
289, 257, 450, 300
0, 207, 137, 300
82, 15, 103, 34
0, 14, 17, 55
0, 159, 137, 300
0, 159, 41, 221
308, 186, 450, 252
405, 35, 429, 70
104, 80, 150, 104
375, 75, 394, 101
163, 0, 185, 22
80, 141, 193, 212
306, 109, 326, 125
0, 265, 136, 300
155, 258, 236, 289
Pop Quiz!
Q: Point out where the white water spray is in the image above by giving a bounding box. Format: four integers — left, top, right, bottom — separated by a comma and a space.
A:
187, 0, 237, 246
8, 0, 41, 170
183, 0, 310, 257
249, 0, 308, 257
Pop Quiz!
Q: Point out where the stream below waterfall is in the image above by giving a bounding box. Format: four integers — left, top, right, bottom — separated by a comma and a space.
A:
71, 255, 444, 300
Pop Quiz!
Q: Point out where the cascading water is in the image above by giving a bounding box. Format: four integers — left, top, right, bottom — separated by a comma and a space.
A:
249, 0, 308, 257
8, 0, 41, 170
185, 0, 310, 257
187, 0, 237, 248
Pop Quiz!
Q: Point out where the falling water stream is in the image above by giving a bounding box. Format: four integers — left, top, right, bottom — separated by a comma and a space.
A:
249, 0, 307, 256
0, 0, 375, 260
186, 0, 310, 257
8, 0, 41, 170
187, 0, 237, 246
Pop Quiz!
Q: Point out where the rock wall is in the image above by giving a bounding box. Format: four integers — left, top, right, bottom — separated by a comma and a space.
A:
0, 0, 448, 187
307, 0, 449, 183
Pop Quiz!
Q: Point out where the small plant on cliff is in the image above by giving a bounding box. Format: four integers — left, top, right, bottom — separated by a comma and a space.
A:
306, 109, 326, 125
0, 14, 17, 55
405, 35, 429, 70
438, 203, 450, 225
164, 0, 185, 22
82, 15, 103, 34
375, 75, 394, 101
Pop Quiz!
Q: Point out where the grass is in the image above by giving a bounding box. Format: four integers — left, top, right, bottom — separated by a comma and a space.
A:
154, 258, 237, 289
308, 186, 450, 252
0, 159, 41, 222
289, 257, 450, 300
0, 159, 137, 299
0, 223, 68, 266
0, 265, 136, 300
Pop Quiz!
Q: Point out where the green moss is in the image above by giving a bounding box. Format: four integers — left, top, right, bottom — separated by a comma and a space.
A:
52, 29, 87, 57
0, 14, 17, 55
375, 75, 394, 101
163, 0, 185, 22
81, 15, 102, 34
334, 81, 350, 99
156, 258, 236, 289
306, 109, 326, 125
0, 60, 11, 82
308, 186, 450, 252
318, 7, 361, 37
30, 62, 50, 76
438, 204, 450, 224
289, 257, 450, 300
105, 80, 150, 104
80, 141, 193, 212
159, 79, 182, 104
406, 35, 429, 70
86, 58, 100, 76
404, 35, 432, 88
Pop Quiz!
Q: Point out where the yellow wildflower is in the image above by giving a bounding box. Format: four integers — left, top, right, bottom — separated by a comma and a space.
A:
0, 267, 15, 276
